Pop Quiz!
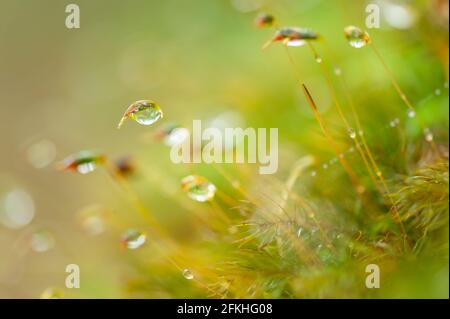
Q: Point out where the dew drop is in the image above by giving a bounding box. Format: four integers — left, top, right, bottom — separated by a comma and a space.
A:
76, 205, 107, 236
0, 189, 35, 229
310, 170, 317, 177
435, 88, 441, 96
26, 139, 57, 169
322, 163, 328, 170
376, 171, 382, 177
315, 55, 322, 63
344, 26, 370, 48
348, 128, 357, 139
182, 268, 194, 280
181, 175, 216, 202
266, 27, 319, 48
297, 227, 303, 238
40, 287, 62, 299
334, 67, 342, 76
118, 100, 163, 128
30, 229, 55, 253
423, 128, 434, 142
61, 150, 104, 174
407, 109, 416, 118
120, 229, 146, 250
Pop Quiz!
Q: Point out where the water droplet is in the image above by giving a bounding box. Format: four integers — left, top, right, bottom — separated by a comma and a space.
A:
315, 55, 322, 63
30, 229, 55, 253
255, 12, 275, 28
348, 128, 357, 139
344, 26, 370, 48
40, 287, 62, 299
348, 147, 355, 153
165, 128, 189, 147
407, 109, 416, 118
322, 163, 328, 170
181, 175, 216, 202
383, 2, 417, 29
0, 189, 35, 229
376, 171, 382, 177
444, 82, 449, 89
339, 153, 344, 159
297, 227, 303, 238
435, 88, 441, 96
182, 268, 194, 280
76, 205, 107, 236
265, 27, 319, 48
334, 67, 342, 76
117, 100, 163, 128
389, 120, 396, 127
424, 128, 434, 142
358, 130, 364, 136
310, 170, 317, 177
120, 229, 146, 250
26, 139, 57, 169
61, 150, 105, 174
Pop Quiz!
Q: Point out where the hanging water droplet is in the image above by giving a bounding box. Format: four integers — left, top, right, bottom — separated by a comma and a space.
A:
344, 26, 370, 48
297, 227, 303, 238
118, 100, 163, 128
310, 170, 317, 177
407, 109, 416, 118
423, 128, 434, 142
182, 268, 194, 280
322, 163, 328, 170
181, 175, 216, 202
315, 55, 322, 63
348, 128, 357, 139
376, 171, 382, 177
120, 229, 146, 249
30, 229, 55, 253
264, 27, 319, 48
254, 12, 275, 28
61, 150, 105, 174
389, 120, 396, 127
40, 287, 62, 299
435, 88, 441, 96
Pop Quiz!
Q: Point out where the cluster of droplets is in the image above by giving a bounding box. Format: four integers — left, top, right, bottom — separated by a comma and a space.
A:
308, 81, 448, 178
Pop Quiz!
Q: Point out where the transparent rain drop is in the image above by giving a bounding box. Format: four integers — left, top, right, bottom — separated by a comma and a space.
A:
310, 170, 317, 177
344, 26, 370, 48
118, 100, 163, 128
0, 189, 35, 229
30, 230, 55, 253
61, 150, 104, 174
120, 229, 146, 250
315, 55, 322, 63
424, 128, 434, 142
182, 268, 194, 280
297, 227, 303, 238
407, 109, 416, 118
348, 128, 357, 139
181, 175, 216, 202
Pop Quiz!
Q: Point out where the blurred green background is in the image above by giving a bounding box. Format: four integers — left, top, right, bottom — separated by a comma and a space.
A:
0, 0, 448, 298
